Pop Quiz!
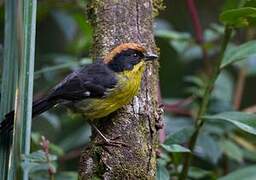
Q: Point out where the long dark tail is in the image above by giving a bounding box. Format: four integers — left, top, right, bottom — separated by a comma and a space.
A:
0, 97, 56, 135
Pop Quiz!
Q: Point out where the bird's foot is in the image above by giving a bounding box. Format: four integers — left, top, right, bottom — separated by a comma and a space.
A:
96, 135, 129, 148
90, 123, 128, 147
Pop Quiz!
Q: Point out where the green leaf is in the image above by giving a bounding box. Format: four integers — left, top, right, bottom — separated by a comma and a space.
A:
196, 133, 222, 164
0, 0, 18, 179
30, 170, 76, 180
184, 76, 205, 87
204, 24, 224, 42
155, 30, 191, 41
156, 160, 170, 180
55, 172, 78, 180
242, 149, 256, 162
48, 143, 64, 157
203, 111, 256, 135
161, 144, 190, 153
222, 0, 240, 11
219, 140, 243, 162
246, 56, 256, 76
71, 13, 93, 53
21, 150, 57, 175
242, 0, 256, 8
212, 71, 234, 103
219, 165, 256, 180
220, 7, 256, 27
209, 71, 234, 114
164, 127, 194, 145
22, 162, 55, 175
58, 124, 91, 151
188, 167, 213, 179
221, 41, 256, 69
52, 10, 77, 42
22, 150, 57, 163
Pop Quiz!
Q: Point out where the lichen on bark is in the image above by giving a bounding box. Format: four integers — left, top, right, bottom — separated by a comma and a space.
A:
152, 0, 165, 16
79, 0, 162, 179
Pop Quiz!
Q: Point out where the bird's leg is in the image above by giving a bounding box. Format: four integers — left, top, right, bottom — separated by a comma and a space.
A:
90, 123, 128, 147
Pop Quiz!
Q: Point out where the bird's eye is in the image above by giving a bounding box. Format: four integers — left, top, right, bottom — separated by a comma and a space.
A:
133, 53, 138, 57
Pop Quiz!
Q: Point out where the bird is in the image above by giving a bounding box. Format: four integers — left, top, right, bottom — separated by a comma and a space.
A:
0, 43, 158, 145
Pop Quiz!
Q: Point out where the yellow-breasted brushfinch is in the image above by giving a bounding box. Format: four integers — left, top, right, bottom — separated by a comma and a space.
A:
0, 43, 158, 142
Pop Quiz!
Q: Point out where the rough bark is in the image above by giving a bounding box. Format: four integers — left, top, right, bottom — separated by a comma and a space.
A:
79, 0, 163, 179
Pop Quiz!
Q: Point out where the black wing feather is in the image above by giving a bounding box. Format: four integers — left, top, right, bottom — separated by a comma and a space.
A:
48, 62, 117, 101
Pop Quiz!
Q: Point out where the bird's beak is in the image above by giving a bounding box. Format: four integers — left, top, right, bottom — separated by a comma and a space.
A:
144, 52, 158, 61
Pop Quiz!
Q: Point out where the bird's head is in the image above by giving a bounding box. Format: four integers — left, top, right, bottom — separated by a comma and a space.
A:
103, 43, 158, 73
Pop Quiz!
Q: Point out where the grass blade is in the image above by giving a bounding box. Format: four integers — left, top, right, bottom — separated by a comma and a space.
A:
8, 0, 37, 179
0, 0, 18, 179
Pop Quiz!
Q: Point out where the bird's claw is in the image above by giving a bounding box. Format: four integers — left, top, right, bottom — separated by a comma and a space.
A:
96, 136, 129, 148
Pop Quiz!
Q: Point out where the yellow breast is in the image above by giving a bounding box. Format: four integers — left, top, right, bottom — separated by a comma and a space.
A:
76, 61, 146, 120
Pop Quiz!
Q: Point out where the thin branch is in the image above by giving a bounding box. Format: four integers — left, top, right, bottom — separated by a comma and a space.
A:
163, 96, 194, 116
243, 105, 256, 113
186, 0, 210, 73
186, 0, 203, 44
222, 154, 229, 175
163, 105, 191, 116
165, 96, 194, 108
233, 68, 246, 110
40, 136, 55, 180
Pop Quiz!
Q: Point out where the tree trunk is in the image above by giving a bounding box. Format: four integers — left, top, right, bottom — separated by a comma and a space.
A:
79, 0, 163, 179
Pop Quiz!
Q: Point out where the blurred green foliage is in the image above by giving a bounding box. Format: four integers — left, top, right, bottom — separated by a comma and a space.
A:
156, 1, 256, 180
0, 0, 256, 179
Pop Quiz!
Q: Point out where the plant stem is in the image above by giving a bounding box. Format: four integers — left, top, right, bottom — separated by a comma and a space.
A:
233, 68, 246, 110
186, 0, 210, 73
186, 0, 203, 44
178, 27, 233, 180
40, 136, 55, 180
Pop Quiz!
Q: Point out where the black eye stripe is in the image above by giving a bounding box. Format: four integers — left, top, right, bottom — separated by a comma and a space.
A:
121, 49, 144, 57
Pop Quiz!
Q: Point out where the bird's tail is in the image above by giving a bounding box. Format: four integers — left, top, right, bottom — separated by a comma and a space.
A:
32, 97, 56, 117
0, 97, 56, 135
